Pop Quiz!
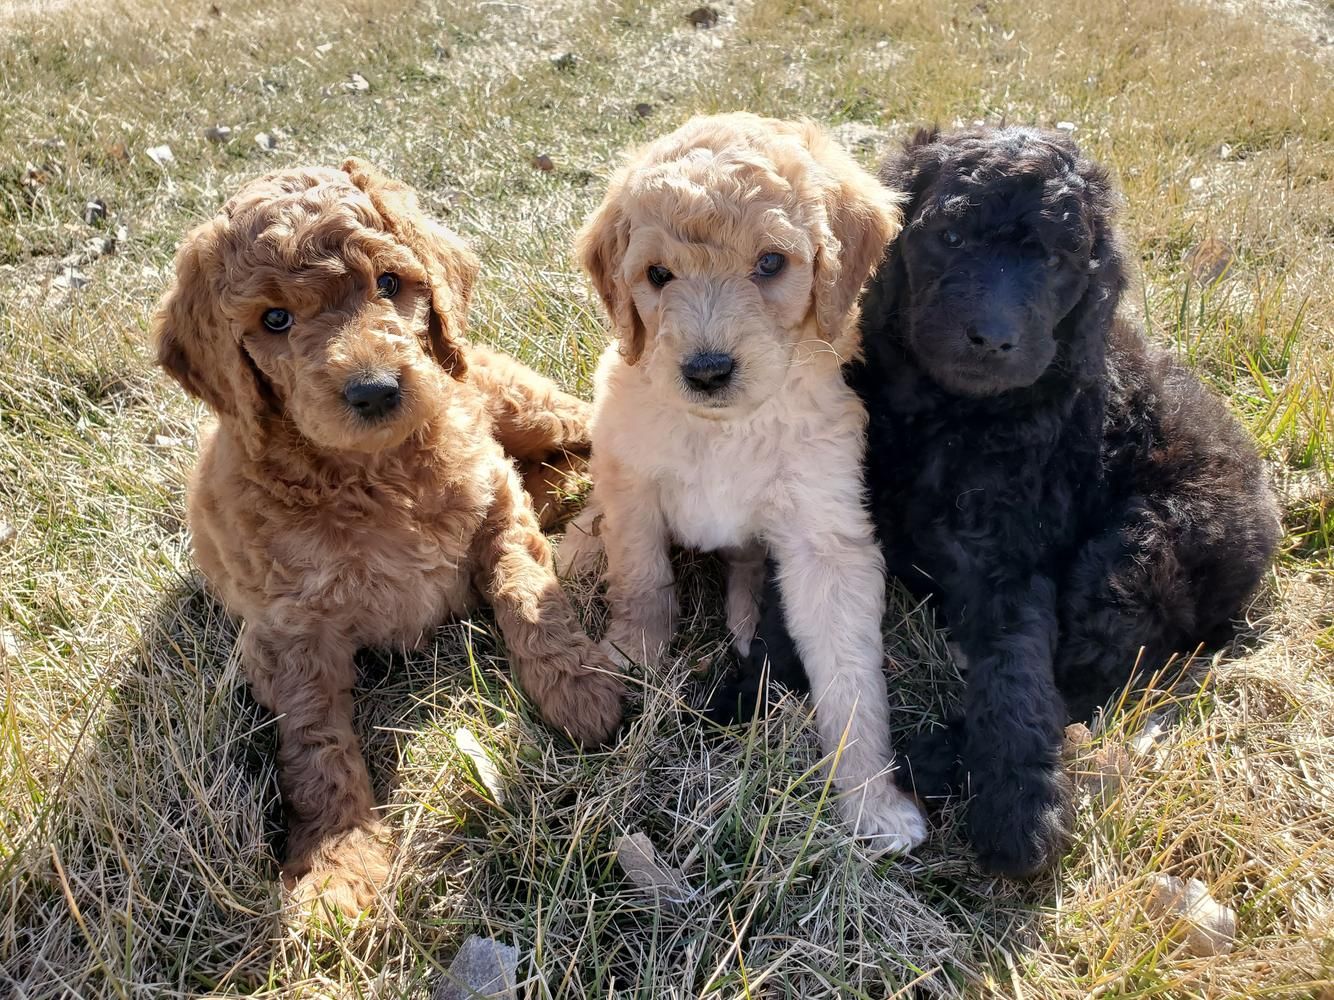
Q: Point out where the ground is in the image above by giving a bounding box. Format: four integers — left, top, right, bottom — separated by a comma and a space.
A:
0, 0, 1331, 997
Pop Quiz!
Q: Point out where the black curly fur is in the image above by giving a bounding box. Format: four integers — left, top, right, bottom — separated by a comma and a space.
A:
712, 126, 1281, 879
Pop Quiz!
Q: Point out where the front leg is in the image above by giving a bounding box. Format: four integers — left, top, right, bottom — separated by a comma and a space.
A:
723, 542, 766, 658
472, 462, 624, 747
596, 456, 678, 670
950, 575, 1072, 878
768, 499, 927, 853
241, 625, 391, 918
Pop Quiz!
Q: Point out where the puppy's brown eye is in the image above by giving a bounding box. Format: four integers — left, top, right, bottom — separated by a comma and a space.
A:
376, 273, 400, 298
940, 229, 964, 249
646, 264, 674, 288
261, 308, 293, 333
755, 252, 786, 278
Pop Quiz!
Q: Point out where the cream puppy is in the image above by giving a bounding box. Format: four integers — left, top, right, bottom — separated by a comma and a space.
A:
566, 113, 927, 850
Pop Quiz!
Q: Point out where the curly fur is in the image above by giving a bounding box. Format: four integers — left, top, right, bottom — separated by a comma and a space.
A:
728, 126, 1281, 878
153, 160, 623, 917
562, 113, 927, 851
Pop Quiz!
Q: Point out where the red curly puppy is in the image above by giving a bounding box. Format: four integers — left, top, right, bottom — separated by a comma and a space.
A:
153, 159, 623, 918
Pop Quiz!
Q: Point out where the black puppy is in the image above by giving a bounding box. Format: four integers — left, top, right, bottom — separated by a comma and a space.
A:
716, 126, 1281, 878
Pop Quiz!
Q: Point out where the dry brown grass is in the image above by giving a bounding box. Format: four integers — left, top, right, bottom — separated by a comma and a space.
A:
1, 0, 1331, 996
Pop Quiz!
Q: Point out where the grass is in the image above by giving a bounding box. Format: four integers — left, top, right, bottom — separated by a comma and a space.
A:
1, 0, 1331, 995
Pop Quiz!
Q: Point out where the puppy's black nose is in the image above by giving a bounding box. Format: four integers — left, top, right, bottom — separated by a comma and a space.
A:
965, 322, 1016, 353
681, 352, 735, 394
344, 372, 401, 419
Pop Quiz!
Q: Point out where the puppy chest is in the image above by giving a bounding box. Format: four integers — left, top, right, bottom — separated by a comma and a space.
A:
271, 506, 479, 640
657, 459, 764, 552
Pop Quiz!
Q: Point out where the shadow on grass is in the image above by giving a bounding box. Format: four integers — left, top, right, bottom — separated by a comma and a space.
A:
5, 556, 1253, 996
0, 577, 513, 996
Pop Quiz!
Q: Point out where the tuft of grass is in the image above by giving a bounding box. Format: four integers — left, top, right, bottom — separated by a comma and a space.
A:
1, 0, 1331, 996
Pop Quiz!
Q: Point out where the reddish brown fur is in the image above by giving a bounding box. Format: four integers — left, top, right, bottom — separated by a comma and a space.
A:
153, 159, 622, 918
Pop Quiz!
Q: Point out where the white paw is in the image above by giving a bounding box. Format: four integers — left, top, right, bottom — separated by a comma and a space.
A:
554, 507, 606, 578
840, 775, 928, 854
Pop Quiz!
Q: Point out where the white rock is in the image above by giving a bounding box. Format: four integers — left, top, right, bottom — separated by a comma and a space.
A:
254, 132, 278, 151
145, 144, 174, 166
1129, 714, 1171, 757
434, 935, 518, 1000
1145, 874, 1237, 957
346, 73, 370, 92
0, 522, 15, 548
1056, 120, 1077, 132
1189, 176, 1205, 192
615, 832, 691, 905
52, 267, 89, 291
203, 125, 233, 143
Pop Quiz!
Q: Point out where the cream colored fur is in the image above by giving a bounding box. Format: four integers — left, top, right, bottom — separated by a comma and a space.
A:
562, 113, 927, 851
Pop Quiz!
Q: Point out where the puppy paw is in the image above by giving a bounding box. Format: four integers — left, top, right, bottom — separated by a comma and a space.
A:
284, 826, 393, 922
840, 774, 929, 854
967, 762, 1072, 879
896, 718, 966, 800
541, 645, 626, 748
553, 507, 605, 578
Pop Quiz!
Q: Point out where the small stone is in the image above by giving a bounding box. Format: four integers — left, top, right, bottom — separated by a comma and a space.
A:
1185, 236, 1234, 284
531, 154, 555, 172
1062, 722, 1094, 756
0, 631, 18, 661
686, 5, 719, 28
615, 832, 691, 906
1144, 875, 1237, 957
145, 144, 174, 167
434, 935, 518, 1000
550, 52, 576, 71
0, 522, 15, 548
1055, 120, 1076, 132
151, 434, 186, 449
1188, 176, 1205, 192
203, 125, 233, 143
1218, 143, 1233, 160
1129, 717, 1168, 757
634, 102, 655, 118
254, 132, 277, 151
83, 198, 106, 225
315, 42, 334, 55
345, 73, 370, 92
52, 267, 89, 291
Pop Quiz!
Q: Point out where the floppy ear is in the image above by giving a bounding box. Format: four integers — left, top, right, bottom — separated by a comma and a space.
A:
576, 173, 647, 365
340, 157, 478, 379
801, 125, 903, 352
153, 221, 276, 454
1064, 158, 1127, 373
